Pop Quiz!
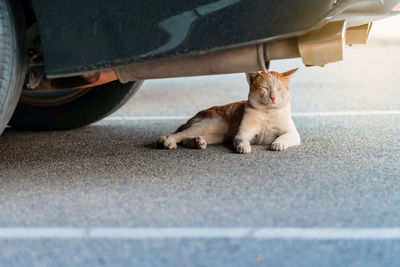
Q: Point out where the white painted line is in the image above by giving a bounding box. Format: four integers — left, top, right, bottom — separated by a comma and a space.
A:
91, 228, 251, 239
103, 110, 400, 121
252, 228, 400, 240
292, 110, 400, 117
1, 227, 400, 240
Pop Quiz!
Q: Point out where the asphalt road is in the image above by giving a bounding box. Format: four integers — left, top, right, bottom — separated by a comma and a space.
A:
1, 45, 400, 266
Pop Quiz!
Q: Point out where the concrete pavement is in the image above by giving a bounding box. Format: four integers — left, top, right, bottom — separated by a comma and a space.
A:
0, 44, 400, 266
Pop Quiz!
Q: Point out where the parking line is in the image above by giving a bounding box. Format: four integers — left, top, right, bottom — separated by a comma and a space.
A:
1, 228, 400, 240
292, 110, 400, 117
103, 110, 400, 121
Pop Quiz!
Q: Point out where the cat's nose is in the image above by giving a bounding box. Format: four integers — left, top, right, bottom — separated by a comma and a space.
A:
270, 96, 276, 103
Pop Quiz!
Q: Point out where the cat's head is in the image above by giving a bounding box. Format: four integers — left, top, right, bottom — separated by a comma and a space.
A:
245, 68, 298, 108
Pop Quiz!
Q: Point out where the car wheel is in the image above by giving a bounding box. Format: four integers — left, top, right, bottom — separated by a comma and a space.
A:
0, 0, 27, 135
8, 81, 142, 130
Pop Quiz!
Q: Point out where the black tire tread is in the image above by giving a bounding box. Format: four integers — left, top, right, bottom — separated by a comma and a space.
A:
9, 81, 143, 131
0, 0, 26, 135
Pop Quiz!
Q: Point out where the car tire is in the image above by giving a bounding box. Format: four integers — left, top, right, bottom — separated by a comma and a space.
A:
8, 81, 142, 130
0, 0, 27, 135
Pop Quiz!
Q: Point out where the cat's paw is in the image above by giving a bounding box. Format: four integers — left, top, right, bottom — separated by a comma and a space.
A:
270, 142, 287, 151
194, 136, 207, 149
236, 143, 251, 154
164, 137, 177, 149
157, 135, 177, 150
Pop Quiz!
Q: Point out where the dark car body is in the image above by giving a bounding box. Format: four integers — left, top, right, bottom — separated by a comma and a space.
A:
29, 0, 400, 78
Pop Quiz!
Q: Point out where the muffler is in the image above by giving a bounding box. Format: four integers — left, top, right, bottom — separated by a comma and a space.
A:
298, 21, 346, 66
112, 21, 347, 82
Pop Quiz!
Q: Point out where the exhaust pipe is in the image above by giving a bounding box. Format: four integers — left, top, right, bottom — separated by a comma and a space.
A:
115, 21, 347, 82
114, 38, 302, 82
114, 45, 275, 82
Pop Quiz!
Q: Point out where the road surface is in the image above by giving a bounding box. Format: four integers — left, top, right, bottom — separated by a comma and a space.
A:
0, 44, 400, 266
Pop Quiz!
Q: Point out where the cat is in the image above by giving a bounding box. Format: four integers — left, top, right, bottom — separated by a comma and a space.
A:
157, 69, 300, 154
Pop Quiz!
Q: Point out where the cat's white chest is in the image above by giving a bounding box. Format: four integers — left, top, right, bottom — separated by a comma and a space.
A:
252, 122, 281, 145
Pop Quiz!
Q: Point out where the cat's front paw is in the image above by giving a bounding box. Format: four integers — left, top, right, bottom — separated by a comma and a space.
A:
270, 142, 287, 151
236, 143, 251, 154
157, 135, 177, 150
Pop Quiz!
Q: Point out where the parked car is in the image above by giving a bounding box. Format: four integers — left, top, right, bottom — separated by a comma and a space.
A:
1, 0, 399, 134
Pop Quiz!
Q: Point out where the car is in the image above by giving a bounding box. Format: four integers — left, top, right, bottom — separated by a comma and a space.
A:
1, 0, 399, 134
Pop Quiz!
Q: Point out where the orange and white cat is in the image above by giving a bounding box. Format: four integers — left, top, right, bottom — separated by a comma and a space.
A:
157, 69, 300, 154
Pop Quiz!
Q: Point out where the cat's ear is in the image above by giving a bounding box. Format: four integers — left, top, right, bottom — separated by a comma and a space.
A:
281, 68, 299, 79
245, 72, 258, 85
279, 68, 298, 90
280, 68, 298, 89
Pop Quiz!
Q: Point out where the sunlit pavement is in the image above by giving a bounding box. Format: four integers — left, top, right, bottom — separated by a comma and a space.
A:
1, 45, 400, 266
